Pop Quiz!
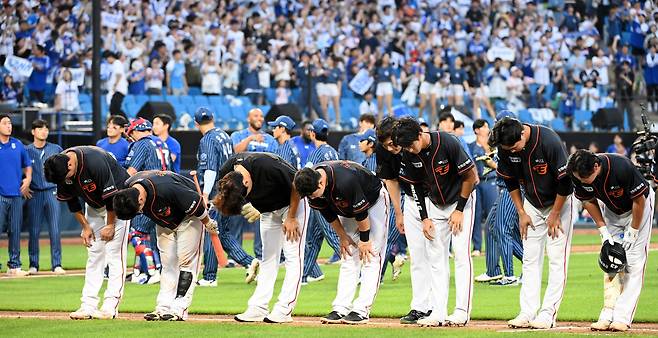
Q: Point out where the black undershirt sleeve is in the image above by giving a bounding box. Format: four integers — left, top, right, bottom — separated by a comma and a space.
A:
411, 183, 429, 220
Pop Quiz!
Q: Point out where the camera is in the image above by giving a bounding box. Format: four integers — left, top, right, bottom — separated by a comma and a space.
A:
630, 106, 658, 180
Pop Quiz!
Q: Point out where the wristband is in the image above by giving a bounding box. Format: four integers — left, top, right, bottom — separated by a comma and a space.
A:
359, 230, 370, 242
455, 196, 468, 212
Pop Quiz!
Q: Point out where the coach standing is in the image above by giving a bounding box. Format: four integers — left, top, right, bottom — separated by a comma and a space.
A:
25, 119, 65, 275
568, 150, 654, 332
490, 117, 575, 330
268, 115, 301, 169
0, 114, 32, 276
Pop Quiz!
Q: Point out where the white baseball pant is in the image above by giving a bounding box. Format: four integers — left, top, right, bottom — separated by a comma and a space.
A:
597, 189, 654, 326
519, 195, 576, 324
403, 194, 432, 313
247, 198, 310, 317
155, 217, 205, 319
422, 192, 476, 322
80, 205, 130, 316
332, 187, 390, 317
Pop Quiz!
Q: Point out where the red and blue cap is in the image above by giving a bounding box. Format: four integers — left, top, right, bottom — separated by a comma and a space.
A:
127, 118, 152, 134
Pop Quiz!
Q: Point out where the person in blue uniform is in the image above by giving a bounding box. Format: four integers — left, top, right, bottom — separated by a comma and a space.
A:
269, 115, 301, 169
25, 119, 65, 275
337, 114, 376, 165
152, 114, 181, 173
291, 121, 316, 165
96, 115, 130, 166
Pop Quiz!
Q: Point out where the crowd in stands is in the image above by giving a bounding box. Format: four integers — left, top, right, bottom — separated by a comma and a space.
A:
1, 0, 658, 131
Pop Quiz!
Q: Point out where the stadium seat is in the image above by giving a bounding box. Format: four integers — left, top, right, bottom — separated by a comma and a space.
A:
79, 93, 91, 104
550, 118, 566, 132
134, 94, 149, 106
179, 95, 195, 106
518, 109, 534, 123
166, 95, 180, 105
193, 95, 209, 107
574, 109, 593, 131
188, 87, 202, 96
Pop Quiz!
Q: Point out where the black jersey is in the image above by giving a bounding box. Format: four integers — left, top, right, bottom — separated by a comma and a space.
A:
399, 132, 474, 206
573, 153, 649, 215
375, 143, 415, 197
125, 171, 206, 230
496, 124, 573, 209
217, 152, 297, 213
56, 146, 130, 212
309, 161, 383, 223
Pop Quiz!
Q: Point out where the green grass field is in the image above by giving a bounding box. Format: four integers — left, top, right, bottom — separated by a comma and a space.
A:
1, 234, 657, 336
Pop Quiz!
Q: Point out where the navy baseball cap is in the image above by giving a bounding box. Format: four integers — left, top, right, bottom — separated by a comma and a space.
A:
312, 119, 329, 136
496, 110, 516, 121
195, 107, 214, 123
127, 118, 152, 134
267, 115, 296, 130
360, 129, 377, 143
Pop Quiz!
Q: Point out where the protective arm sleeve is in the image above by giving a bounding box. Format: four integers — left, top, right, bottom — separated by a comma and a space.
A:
203, 170, 217, 196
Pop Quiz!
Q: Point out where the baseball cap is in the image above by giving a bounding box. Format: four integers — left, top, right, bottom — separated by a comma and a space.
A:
311, 119, 329, 136
267, 115, 296, 130
194, 107, 214, 123
127, 118, 152, 134
496, 110, 516, 121
360, 129, 377, 143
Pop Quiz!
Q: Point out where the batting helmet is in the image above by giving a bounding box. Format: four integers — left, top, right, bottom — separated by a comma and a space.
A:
598, 241, 627, 273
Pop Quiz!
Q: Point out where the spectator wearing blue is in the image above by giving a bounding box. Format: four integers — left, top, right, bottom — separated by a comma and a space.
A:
241, 53, 264, 105
374, 53, 397, 121
469, 119, 498, 260
231, 108, 278, 153
268, 115, 301, 169
0, 114, 32, 276
296, 52, 322, 119
128, 59, 146, 95
25, 119, 64, 275
1, 74, 21, 105
337, 113, 376, 164
28, 44, 51, 103
152, 114, 181, 173
166, 49, 187, 96
291, 120, 316, 165
645, 46, 658, 112
319, 56, 343, 127
96, 115, 130, 167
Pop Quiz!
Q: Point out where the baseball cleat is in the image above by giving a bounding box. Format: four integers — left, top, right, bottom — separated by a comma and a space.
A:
28, 267, 38, 275
234, 308, 267, 322
392, 255, 405, 281
341, 311, 369, 325
144, 312, 161, 321
471, 250, 481, 257
91, 309, 116, 320
609, 322, 630, 332
53, 266, 66, 275
321, 311, 344, 324
160, 313, 183, 321
196, 279, 217, 287
446, 312, 468, 326
264, 311, 293, 324
6, 268, 29, 277
147, 271, 161, 284
590, 320, 612, 331
474, 273, 503, 283
490, 276, 520, 286
245, 259, 260, 284
69, 308, 94, 320
307, 274, 325, 283
400, 309, 430, 324
529, 319, 554, 329
326, 253, 341, 265
417, 316, 444, 327
508, 314, 532, 328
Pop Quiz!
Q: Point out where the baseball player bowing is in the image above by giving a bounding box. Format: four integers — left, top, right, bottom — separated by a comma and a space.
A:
294, 161, 390, 325
567, 150, 654, 332
44, 146, 131, 320
392, 117, 478, 327
112, 170, 217, 321
490, 117, 576, 329
213, 152, 309, 324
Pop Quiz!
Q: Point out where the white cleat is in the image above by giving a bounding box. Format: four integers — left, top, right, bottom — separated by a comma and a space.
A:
446, 312, 468, 327
91, 309, 116, 320
53, 266, 66, 275
69, 308, 94, 320
591, 320, 612, 331
392, 255, 405, 281
474, 273, 503, 283
245, 259, 260, 284
508, 314, 532, 328
28, 267, 38, 275
147, 271, 161, 284
264, 311, 293, 324
234, 308, 267, 322
307, 274, 325, 283
6, 268, 29, 277
609, 321, 630, 332
196, 279, 217, 287
529, 319, 554, 329
417, 316, 444, 327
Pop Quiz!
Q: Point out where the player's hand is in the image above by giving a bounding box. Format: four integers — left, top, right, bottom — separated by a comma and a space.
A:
241, 203, 261, 223
100, 224, 115, 241
358, 240, 375, 263
251, 134, 264, 143
519, 211, 534, 240
622, 227, 639, 251
395, 211, 405, 234
81, 227, 95, 247
422, 218, 435, 240
449, 210, 464, 235
546, 210, 563, 240
598, 226, 614, 245
339, 235, 357, 259
20, 179, 31, 198
204, 218, 218, 235
283, 216, 300, 242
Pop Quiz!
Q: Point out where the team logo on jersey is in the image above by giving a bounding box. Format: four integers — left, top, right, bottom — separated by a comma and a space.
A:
157, 206, 171, 217
82, 182, 97, 192
200, 153, 207, 161
584, 186, 594, 192
411, 162, 423, 168
335, 197, 349, 209
83, 179, 92, 184
532, 163, 548, 175
509, 157, 522, 163
11, 143, 16, 149
435, 163, 450, 175
608, 187, 624, 198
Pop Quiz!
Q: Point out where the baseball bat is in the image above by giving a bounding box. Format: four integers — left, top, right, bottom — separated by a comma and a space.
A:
190, 170, 229, 268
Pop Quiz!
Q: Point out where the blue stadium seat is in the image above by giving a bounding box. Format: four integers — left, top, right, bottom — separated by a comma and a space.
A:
80, 102, 92, 113
550, 117, 566, 132
194, 95, 209, 107
188, 87, 202, 96
264, 88, 276, 104
208, 96, 224, 107
79, 93, 91, 104
134, 94, 149, 106
166, 95, 180, 105
574, 109, 593, 131
179, 95, 195, 106
172, 104, 187, 116
518, 109, 534, 123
